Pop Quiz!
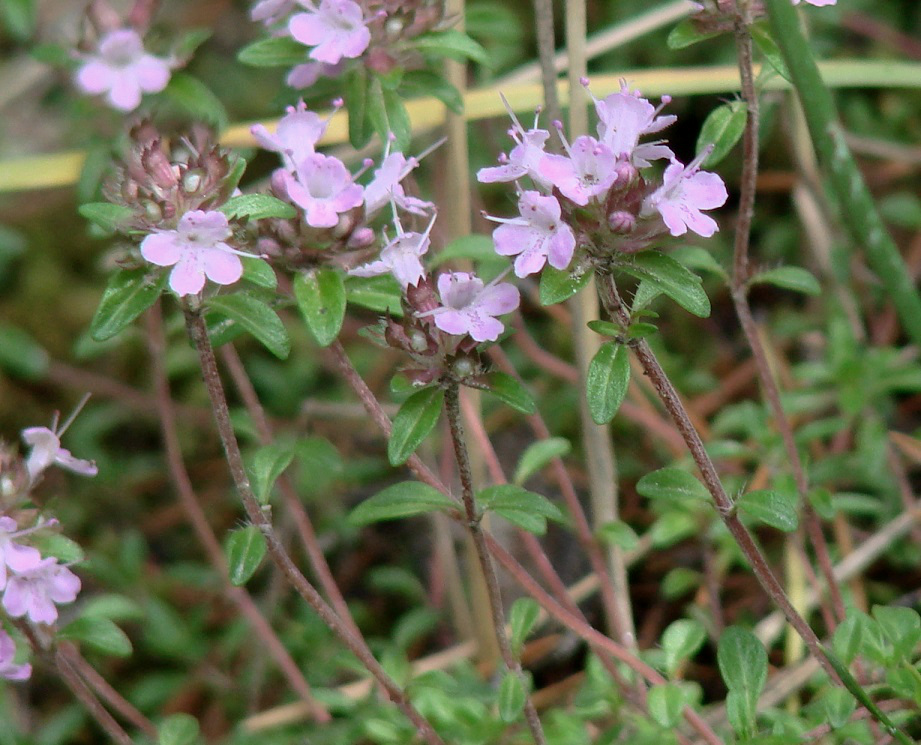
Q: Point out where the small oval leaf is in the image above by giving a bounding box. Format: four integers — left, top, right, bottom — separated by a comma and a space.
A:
59, 616, 133, 657
225, 526, 267, 586
387, 387, 444, 466
482, 372, 536, 415
586, 342, 630, 425
637, 467, 711, 503
294, 269, 347, 347
498, 671, 526, 722
696, 100, 748, 168
348, 482, 456, 526
749, 266, 821, 295
205, 293, 290, 359
90, 269, 165, 341
514, 437, 571, 485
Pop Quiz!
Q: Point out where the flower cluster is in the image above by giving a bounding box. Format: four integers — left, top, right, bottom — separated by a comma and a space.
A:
479, 83, 728, 276
249, 0, 445, 88
0, 420, 94, 682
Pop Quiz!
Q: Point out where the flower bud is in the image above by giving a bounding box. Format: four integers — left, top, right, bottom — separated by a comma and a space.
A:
608, 210, 636, 234
182, 170, 203, 194
451, 357, 475, 379
347, 227, 375, 249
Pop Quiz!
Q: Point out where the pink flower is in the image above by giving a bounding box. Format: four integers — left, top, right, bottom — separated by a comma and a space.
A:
477, 97, 552, 189
364, 153, 434, 217
289, 0, 371, 65
286, 61, 343, 88
3, 557, 81, 625
349, 219, 434, 288
250, 0, 297, 25
0, 631, 30, 682
74, 29, 172, 112
141, 210, 246, 296
488, 191, 575, 277
642, 155, 728, 238
278, 153, 364, 228
21, 427, 97, 484
592, 84, 675, 168
539, 135, 618, 206
423, 272, 520, 343
0, 518, 43, 590
792, 0, 836, 5
251, 100, 330, 171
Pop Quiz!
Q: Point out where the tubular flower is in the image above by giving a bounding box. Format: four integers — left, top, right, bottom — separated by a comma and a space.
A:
21, 427, 97, 484
423, 272, 520, 343
641, 154, 728, 238
279, 153, 364, 228
2, 557, 81, 625
251, 100, 330, 172
488, 191, 575, 277
289, 0, 371, 64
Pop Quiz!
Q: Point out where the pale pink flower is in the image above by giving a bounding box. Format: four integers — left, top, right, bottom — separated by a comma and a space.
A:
0, 518, 43, 590
278, 153, 364, 228
539, 134, 618, 206
289, 0, 371, 65
422, 272, 520, 343
74, 29, 172, 112
592, 84, 675, 168
364, 153, 434, 217
141, 210, 246, 296
349, 218, 434, 288
488, 191, 575, 277
0, 631, 30, 682
251, 100, 330, 171
792, 0, 836, 5
3, 557, 81, 625
286, 61, 343, 88
251, 0, 297, 25
642, 155, 728, 238
21, 427, 97, 484
477, 97, 552, 190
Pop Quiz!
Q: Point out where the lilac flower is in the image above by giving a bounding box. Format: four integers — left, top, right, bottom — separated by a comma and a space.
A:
364, 153, 434, 217
477, 98, 552, 189
0, 631, 30, 682
488, 191, 576, 277
286, 61, 343, 88
422, 272, 520, 343
251, 100, 330, 171
349, 217, 435, 288
641, 155, 728, 238
592, 84, 675, 168
289, 0, 371, 65
539, 135, 618, 206
793, 0, 836, 5
21, 427, 97, 484
278, 153, 364, 228
250, 0, 297, 25
3, 557, 81, 625
141, 210, 246, 296
74, 29, 172, 112
0, 518, 43, 590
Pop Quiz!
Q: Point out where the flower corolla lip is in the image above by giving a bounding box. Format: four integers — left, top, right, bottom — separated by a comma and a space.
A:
421, 272, 520, 343
2, 557, 81, 625
489, 191, 576, 278
74, 28, 172, 112
0, 630, 30, 682
280, 153, 364, 228
349, 229, 431, 288
591, 84, 676, 168
286, 60, 344, 88
140, 210, 246, 296
477, 129, 552, 189
0, 517, 44, 590
251, 0, 298, 25
538, 135, 618, 206
641, 155, 728, 237
364, 153, 434, 217
251, 100, 329, 171
21, 427, 98, 483
289, 0, 371, 65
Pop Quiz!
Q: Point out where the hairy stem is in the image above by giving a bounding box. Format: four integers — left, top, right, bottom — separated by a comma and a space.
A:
183, 307, 445, 745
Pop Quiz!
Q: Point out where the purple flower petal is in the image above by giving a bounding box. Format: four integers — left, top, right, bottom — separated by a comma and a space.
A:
140, 232, 183, 267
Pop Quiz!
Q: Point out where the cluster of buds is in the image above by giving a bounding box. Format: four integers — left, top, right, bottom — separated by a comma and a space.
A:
479, 82, 729, 274
0, 412, 96, 682
688, 0, 836, 36
250, 0, 447, 87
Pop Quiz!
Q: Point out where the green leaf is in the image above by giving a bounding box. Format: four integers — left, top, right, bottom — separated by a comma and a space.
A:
696, 100, 748, 168
737, 488, 799, 532
650, 512, 698, 548
0, 0, 36, 40
750, 24, 791, 82
873, 605, 921, 662
726, 689, 756, 738
586, 319, 622, 338
586, 342, 630, 425
672, 246, 729, 280
59, 617, 132, 657
158, 713, 200, 745
413, 30, 491, 67
400, 70, 463, 114
224, 526, 267, 586
249, 441, 295, 504
820, 688, 856, 729
749, 266, 821, 295
832, 612, 867, 665
477, 484, 563, 535
31, 533, 85, 563
348, 482, 456, 526
482, 372, 536, 415
647, 683, 686, 729
388, 386, 444, 465
622, 252, 710, 318
173, 28, 212, 60
345, 66, 373, 149
498, 672, 526, 722
596, 520, 639, 551
509, 598, 540, 654
90, 269, 165, 341
205, 293, 290, 359
345, 274, 403, 315
295, 437, 343, 497
294, 269, 346, 348
368, 78, 412, 151
662, 619, 707, 675
241, 257, 277, 290
539, 264, 592, 305
219, 194, 296, 221
514, 437, 571, 485
78, 202, 135, 233
161, 73, 227, 129
0, 324, 48, 380
666, 18, 721, 50
718, 626, 767, 698
636, 467, 711, 503
237, 35, 306, 67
